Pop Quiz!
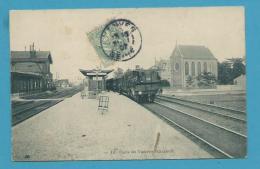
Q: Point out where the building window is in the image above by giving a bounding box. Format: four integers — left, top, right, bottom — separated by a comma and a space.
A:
185, 62, 189, 75
191, 62, 195, 76
203, 62, 207, 72
197, 62, 201, 75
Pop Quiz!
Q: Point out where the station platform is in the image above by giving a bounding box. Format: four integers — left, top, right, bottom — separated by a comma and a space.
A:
12, 92, 213, 161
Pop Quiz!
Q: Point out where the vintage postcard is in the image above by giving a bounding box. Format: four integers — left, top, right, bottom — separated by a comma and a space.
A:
10, 6, 246, 161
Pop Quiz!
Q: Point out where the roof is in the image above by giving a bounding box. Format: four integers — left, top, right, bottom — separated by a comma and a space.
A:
79, 69, 113, 77
11, 71, 43, 78
55, 79, 69, 83
11, 51, 53, 63
177, 45, 217, 60
54, 79, 70, 85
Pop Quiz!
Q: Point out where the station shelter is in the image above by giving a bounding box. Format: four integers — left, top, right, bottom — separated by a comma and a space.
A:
79, 69, 113, 98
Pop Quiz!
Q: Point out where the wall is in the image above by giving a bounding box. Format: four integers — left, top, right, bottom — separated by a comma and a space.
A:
182, 59, 218, 88
170, 48, 183, 88
234, 75, 246, 90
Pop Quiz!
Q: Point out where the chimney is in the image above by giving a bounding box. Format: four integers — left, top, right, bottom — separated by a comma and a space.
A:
29, 43, 36, 57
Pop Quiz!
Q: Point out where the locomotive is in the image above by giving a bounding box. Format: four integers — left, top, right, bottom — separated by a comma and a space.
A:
106, 69, 161, 103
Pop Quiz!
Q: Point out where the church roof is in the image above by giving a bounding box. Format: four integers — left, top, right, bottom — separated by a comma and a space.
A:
11, 51, 53, 63
177, 45, 217, 60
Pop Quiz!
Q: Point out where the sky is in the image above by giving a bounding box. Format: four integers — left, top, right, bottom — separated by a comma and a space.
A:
10, 7, 245, 82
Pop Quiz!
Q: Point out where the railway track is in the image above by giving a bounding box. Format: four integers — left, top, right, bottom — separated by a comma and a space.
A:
156, 96, 247, 135
49, 87, 81, 99
158, 95, 246, 121
12, 100, 34, 107
12, 87, 80, 126
142, 98, 247, 158
21, 87, 81, 100
12, 100, 62, 126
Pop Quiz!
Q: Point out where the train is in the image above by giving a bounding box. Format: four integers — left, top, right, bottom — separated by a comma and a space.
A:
106, 69, 162, 103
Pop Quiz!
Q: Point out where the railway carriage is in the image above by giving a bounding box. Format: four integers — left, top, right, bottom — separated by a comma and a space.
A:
106, 69, 161, 103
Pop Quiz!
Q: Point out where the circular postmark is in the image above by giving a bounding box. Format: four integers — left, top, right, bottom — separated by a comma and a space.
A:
100, 19, 142, 61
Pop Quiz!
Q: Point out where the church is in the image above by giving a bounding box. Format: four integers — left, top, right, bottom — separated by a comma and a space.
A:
155, 44, 218, 88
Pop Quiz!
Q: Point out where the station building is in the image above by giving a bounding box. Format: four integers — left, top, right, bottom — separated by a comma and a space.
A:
233, 74, 246, 90
11, 45, 53, 94
54, 79, 70, 88
154, 59, 172, 84
79, 69, 113, 98
155, 44, 218, 88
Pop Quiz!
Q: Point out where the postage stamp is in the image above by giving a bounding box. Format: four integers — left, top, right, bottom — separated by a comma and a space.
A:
87, 19, 114, 66
100, 19, 142, 61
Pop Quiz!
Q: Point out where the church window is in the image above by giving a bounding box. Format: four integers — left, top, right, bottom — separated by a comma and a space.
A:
203, 62, 207, 72
185, 62, 189, 75
191, 62, 195, 76
197, 62, 201, 75
175, 63, 179, 71
209, 63, 212, 72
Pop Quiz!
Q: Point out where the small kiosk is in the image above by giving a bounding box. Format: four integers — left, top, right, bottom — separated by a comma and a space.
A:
79, 69, 113, 98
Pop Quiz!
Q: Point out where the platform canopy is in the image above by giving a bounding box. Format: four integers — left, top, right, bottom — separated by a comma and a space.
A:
11, 71, 43, 78
79, 69, 113, 77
